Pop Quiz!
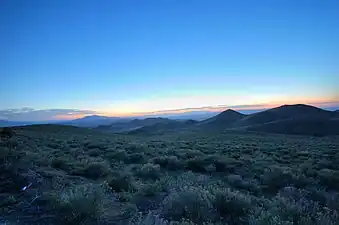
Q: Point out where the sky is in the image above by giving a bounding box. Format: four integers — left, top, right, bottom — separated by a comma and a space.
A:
1, 0, 339, 121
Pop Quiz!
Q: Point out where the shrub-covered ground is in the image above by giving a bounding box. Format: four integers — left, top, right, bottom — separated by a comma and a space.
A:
1, 125, 339, 225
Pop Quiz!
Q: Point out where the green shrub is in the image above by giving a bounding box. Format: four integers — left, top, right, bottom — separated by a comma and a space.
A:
212, 188, 252, 223
226, 174, 260, 193
249, 187, 339, 225
88, 149, 101, 157
51, 157, 70, 170
130, 212, 169, 225
125, 153, 146, 164
213, 157, 240, 173
161, 186, 215, 223
227, 174, 243, 187
116, 192, 133, 202
47, 142, 60, 149
186, 157, 208, 173
51, 184, 106, 225
261, 167, 294, 193
131, 212, 199, 225
74, 162, 111, 180
178, 150, 204, 160
107, 172, 135, 192
107, 149, 128, 161
125, 144, 145, 152
318, 168, 339, 190
136, 163, 161, 180
0, 147, 27, 193
139, 179, 169, 197
153, 156, 183, 170
85, 142, 107, 150
0, 127, 14, 140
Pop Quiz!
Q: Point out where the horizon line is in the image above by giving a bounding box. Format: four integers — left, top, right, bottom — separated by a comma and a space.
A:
1, 101, 338, 122
59, 101, 339, 120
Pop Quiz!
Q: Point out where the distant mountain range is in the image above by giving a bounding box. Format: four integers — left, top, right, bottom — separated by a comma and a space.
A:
59, 115, 126, 127
97, 117, 172, 132
97, 117, 198, 134
2, 104, 339, 136
95, 104, 339, 136
0, 111, 216, 128
0, 120, 62, 127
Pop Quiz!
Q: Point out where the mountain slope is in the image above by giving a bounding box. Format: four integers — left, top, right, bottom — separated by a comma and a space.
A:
237, 104, 334, 127
61, 115, 124, 127
197, 104, 339, 136
127, 119, 198, 135
96, 117, 176, 133
246, 117, 339, 136
199, 109, 245, 129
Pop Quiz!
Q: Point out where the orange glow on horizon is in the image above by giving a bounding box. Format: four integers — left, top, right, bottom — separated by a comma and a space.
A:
54, 114, 92, 120
50, 96, 339, 120
99, 97, 339, 117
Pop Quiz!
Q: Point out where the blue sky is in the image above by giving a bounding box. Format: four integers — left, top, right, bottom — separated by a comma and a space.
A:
1, 0, 338, 120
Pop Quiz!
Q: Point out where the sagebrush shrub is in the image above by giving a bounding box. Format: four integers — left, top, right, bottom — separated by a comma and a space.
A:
107, 172, 135, 192
161, 186, 215, 223
136, 163, 161, 180
126, 153, 146, 164
153, 156, 183, 170
249, 187, 339, 225
186, 157, 208, 173
107, 149, 128, 161
261, 167, 294, 193
212, 188, 252, 223
139, 178, 169, 196
85, 142, 107, 150
318, 168, 339, 190
52, 184, 106, 225
74, 162, 111, 180
51, 157, 70, 170
88, 149, 101, 157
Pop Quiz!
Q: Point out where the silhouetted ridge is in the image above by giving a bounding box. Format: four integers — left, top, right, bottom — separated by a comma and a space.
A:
197, 104, 339, 136
93, 104, 339, 136
199, 109, 245, 129
96, 117, 188, 133
240, 104, 333, 126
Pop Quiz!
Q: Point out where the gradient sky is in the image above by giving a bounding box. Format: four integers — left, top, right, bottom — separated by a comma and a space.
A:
1, 0, 339, 120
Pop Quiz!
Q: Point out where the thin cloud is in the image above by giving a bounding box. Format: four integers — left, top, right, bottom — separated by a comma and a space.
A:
134, 104, 268, 115
127, 101, 339, 116
0, 108, 97, 121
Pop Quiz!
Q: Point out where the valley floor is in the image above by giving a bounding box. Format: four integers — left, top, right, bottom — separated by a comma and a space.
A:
1, 125, 339, 225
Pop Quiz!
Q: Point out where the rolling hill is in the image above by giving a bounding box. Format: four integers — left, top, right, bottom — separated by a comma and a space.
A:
2, 122, 339, 224
198, 104, 339, 136
237, 104, 334, 127
93, 104, 339, 136
246, 117, 339, 136
198, 109, 245, 129
96, 117, 178, 133
0, 120, 60, 127
126, 119, 198, 135
60, 115, 126, 127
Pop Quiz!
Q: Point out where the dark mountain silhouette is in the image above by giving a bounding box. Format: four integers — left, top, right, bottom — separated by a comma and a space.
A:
96, 117, 176, 133
199, 109, 245, 129
198, 104, 339, 136
35, 104, 338, 136
0, 120, 59, 127
0, 120, 16, 127
237, 104, 333, 127
247, 117, 339, 136
61, 115, 125, 127
127, 119, 198, 135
